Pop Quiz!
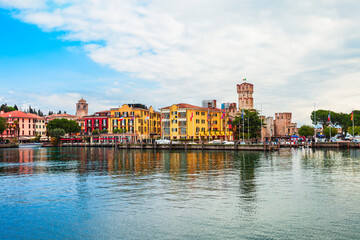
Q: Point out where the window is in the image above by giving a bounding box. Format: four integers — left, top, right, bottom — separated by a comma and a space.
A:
201, 112, 205, 116
196, 119, 199, 123
201, 128, 205, 131
201, 120, 205, 124
196, 111, 199, 115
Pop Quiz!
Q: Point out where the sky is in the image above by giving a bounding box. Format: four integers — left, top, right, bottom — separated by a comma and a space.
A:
0, 0, 360, 125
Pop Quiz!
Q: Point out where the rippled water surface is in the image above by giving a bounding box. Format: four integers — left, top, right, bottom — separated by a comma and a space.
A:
0, 147, 359, 239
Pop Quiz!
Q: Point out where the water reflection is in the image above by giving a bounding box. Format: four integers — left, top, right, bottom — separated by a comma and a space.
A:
1, 147, 360, 240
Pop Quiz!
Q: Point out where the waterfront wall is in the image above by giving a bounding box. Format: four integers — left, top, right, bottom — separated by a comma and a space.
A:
61, 142, 278, 151
0, 143, 19, 148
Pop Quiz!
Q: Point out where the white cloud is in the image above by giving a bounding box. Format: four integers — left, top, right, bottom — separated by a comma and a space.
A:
2, 0, 360, 124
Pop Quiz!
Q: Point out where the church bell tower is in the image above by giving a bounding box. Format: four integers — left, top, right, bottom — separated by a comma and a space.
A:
76, 98, 88, 118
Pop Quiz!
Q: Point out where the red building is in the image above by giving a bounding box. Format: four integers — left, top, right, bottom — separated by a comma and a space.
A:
84, 110, 110, 134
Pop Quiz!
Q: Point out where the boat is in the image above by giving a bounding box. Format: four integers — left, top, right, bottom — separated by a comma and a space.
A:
19, 143, 43, 148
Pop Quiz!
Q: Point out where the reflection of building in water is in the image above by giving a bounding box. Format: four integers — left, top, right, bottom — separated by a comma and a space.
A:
233, 152, 261, 204
301, 149, 360, 175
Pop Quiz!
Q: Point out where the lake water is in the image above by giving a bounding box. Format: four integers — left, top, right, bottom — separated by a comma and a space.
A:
0, 147, 359, 240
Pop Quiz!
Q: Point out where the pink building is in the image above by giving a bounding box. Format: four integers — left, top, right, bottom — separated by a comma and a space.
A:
0, 111, 38, 140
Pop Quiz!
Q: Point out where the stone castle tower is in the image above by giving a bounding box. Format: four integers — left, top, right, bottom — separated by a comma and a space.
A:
237, 82, 254, 110
76, 98, 88, 118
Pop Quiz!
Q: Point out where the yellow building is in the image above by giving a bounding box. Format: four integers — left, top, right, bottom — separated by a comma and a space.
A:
160, 103, 233, 140
109, 104, 161, 141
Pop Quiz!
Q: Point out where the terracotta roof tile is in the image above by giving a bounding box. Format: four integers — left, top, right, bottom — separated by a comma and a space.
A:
0, 110, 38, 119
160, 103, 223, 112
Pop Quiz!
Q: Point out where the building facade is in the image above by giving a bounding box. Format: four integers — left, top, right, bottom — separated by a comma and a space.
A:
237, 82, 254, 110
202, 99, 217, 108
274, 113, 297, 137
160, 103, 233, 140
76, 98, 88, 119
84, 111, 111, 134
109, 104, 161, 141
28, 113, 46, 137
0, 111, 37, 140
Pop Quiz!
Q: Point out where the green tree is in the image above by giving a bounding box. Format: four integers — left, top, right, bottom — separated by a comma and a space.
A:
232, 109, 263, 140
47, 118, 81, 135
311, 109, 359, 133
0, 117, 8, 137
92, 129, 99, 135
347, 126, 360, 136
50, 128, 66, 138
49, 128, 65, 146
298, 125, 315, 137
13, 120, 20, 139
323, 126, 338, 138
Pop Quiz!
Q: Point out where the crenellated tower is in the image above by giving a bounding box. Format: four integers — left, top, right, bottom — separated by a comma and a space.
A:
237, 82, 254, 110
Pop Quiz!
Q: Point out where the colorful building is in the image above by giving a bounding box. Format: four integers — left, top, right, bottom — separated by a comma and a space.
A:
84, 110, 111, 134
0, 110, 38, 140
160, 103, 233, 140
28, 113, 47, 137
109, 104, 161, 141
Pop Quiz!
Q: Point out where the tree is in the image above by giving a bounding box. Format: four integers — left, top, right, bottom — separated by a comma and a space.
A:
13, 120, 19, 139
311, 109, 359, 133
14, 105, 18, 110
92, 129, 99, 135
6, 106, 15, 112
0, 117, 8, 137
298, 125, 315, 137
347, 126, 360, 136
324, 126, 338, 138
232, 109, 263, 140
47, 119, 81, 135
50, 128, 65, 146
50, 128, 66, 138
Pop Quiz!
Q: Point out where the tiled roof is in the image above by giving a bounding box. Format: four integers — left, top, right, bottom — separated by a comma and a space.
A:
27, 113, 46, 119
0, 110, 38, 119
78, 98, 87, 102
46, 113, 76, 119
160, 103, 223, 112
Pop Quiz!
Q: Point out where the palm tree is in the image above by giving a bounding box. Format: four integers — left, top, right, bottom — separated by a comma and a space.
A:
13, 120, 19, 140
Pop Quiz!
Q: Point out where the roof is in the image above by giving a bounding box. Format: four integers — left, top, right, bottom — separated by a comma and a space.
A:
46, 113, 77, 119
0, 110, 38, 119
237, 82, 253, 86
78, 98, 87, 103
160, 103, 223, 112
27, 113, 46, 120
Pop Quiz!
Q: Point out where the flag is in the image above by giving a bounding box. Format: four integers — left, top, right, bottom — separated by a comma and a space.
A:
118, 116, 124, 121
145, 115, 149, 122
207, 113, 210, 121
131, 116, 134, 120
243, 78, 246, 81
241, 108, 244, 119
190, 112, 193, 121
351, 111, 353, 121
327, 111, 331, 122
221, 110, 225, 119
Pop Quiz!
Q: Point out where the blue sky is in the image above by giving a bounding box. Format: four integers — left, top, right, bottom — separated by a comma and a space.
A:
0, 1, 360, 124
0, 8, 156, 114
